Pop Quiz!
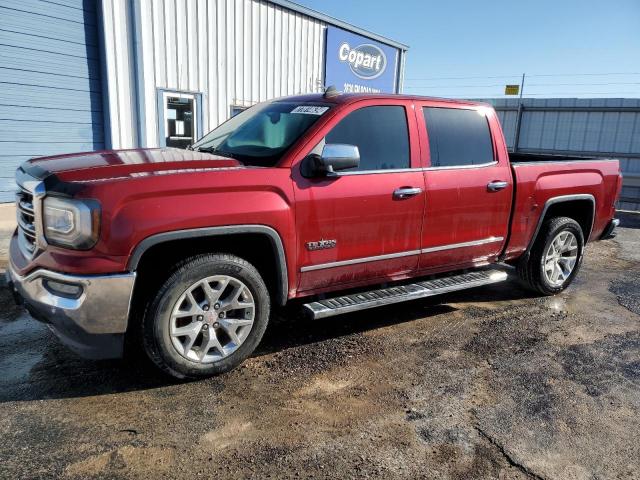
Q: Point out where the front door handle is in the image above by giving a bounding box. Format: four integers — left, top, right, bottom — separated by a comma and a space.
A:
487, 181, 509, 192
393, 187, 423, 199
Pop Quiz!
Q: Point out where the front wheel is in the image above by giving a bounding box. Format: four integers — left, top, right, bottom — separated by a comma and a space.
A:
517, 216, 585, 295
142, 253, 271, 379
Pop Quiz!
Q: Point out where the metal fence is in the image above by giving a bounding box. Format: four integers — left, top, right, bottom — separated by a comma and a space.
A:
480, 98, 640, 211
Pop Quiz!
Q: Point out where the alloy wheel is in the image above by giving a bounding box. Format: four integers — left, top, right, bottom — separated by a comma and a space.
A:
543, 231, 578, 287
169, 275, 255, 363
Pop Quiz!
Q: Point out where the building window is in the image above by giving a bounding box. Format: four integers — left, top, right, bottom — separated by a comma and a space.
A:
161, 91, 199, 149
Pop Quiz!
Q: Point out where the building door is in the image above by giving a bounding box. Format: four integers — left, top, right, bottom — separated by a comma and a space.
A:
158, 91, 202, 149
0, 0, 104, 202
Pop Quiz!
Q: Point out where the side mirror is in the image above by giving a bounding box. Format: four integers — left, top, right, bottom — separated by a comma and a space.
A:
318, 144, 360, 174
301, 144, 360, 177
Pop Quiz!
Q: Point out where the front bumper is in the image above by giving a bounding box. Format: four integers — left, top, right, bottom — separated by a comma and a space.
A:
6, 263, 136, 359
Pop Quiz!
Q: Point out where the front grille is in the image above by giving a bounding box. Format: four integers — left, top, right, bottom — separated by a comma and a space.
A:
16, 187, 37, 256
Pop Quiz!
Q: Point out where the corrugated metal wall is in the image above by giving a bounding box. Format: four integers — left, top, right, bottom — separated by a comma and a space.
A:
0, 0, 105, 202
102, 0, 326, 150
100, 0, 138, 149
483, 98, 640, 211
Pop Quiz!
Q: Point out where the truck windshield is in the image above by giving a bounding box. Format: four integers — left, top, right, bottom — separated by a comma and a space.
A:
192, 102, 331, 167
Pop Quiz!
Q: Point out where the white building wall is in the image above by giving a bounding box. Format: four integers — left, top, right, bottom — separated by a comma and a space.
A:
100, 0, 139, 149
101, 0, 326, 149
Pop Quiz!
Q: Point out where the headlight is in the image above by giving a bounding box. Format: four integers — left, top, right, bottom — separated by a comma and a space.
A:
43, 196, 101, 249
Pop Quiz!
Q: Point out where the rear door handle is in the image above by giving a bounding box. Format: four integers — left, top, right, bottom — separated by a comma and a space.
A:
487, 181, 509, 192
393, 187, 423, 199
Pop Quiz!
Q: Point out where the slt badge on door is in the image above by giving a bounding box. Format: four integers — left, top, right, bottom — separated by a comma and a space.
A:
306, 239, 337, 251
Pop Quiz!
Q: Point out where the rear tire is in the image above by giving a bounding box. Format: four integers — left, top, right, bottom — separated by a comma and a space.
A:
517, 216, 584, 295
142, 253, 270, 379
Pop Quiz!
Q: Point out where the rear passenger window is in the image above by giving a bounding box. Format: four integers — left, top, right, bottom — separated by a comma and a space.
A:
423, 107, 494, 167
325, 105, 410, 171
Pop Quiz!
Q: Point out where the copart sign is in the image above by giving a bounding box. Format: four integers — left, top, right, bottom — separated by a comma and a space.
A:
325, 26, 399, 94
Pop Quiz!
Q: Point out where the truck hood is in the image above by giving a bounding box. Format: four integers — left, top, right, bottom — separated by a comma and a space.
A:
22, 148, 243, 182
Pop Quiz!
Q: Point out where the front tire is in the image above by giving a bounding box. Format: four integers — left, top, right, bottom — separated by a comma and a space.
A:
517, 216, 584, 295
142, 253, 271, 379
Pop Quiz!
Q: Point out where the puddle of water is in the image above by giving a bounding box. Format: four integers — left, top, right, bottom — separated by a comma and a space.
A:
546, 297, 567, 313
0, 312, 44, 337
0, 350, 44, 384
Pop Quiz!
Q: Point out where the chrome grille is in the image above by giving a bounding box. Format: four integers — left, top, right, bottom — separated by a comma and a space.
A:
16, 186, 37, 257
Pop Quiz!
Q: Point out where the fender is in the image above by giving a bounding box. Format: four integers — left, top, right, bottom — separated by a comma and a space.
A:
127, 225, 289, 306
524, 194, 596, 256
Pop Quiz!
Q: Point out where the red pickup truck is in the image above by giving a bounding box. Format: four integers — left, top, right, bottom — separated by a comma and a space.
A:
7, 92, 622, 379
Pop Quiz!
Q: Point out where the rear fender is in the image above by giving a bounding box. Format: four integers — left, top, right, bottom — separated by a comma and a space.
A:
524, 194, 595, 256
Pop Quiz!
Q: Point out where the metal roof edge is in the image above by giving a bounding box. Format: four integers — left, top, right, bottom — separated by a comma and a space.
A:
267, 0, 410, 51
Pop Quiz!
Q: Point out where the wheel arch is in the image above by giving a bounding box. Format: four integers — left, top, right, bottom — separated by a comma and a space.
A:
525, 194, 595, 256
128, 225, 289, 306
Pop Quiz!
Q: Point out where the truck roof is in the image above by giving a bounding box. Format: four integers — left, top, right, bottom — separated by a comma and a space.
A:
276, 93, 490, 108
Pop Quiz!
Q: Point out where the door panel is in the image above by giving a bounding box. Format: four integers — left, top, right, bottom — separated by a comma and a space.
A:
291, 100, 425, 294
294, 171, 425, 292
420, 165, 512, 269
416, 103, 513, 271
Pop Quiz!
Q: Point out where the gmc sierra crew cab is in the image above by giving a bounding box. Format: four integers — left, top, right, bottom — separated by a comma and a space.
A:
6, 92, 622, 379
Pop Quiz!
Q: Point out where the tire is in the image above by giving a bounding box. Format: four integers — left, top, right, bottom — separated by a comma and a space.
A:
142, 253, 270, 379
517, 216, 585, 295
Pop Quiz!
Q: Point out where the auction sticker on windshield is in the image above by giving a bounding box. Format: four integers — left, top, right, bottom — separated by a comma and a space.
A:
291, 106, 330, 115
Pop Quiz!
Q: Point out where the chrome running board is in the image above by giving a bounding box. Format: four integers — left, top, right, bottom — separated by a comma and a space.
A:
303, 269, 508, 320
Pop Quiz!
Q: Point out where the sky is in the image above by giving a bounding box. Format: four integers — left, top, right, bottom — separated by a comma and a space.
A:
295, 0, 640, 99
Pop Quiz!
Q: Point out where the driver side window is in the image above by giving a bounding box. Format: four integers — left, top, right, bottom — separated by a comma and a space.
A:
322, 105, 411, 172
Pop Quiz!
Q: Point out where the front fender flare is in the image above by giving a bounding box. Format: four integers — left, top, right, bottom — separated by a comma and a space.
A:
127, 225, 289, 306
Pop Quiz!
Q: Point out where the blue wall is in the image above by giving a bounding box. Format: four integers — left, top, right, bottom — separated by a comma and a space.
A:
0, 0, 104, 201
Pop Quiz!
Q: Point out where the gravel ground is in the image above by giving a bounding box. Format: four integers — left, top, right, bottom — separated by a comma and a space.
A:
0, 215, 638, 479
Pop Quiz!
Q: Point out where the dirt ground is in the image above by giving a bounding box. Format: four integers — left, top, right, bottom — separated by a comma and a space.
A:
1, 214, 639, 480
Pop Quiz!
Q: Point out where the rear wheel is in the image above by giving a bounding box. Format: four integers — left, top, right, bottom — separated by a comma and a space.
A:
142, 253, 270, 379
517, 216, 584, 295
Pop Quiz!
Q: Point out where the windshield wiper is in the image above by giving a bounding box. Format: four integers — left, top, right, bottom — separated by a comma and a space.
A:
194, 146, 237, 160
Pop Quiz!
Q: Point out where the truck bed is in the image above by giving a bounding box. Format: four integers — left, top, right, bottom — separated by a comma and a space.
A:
504, 155, 621, 260
509, 152, 604, 163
